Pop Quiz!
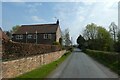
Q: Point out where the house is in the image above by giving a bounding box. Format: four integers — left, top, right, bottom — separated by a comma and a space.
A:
12, 20, 62, 45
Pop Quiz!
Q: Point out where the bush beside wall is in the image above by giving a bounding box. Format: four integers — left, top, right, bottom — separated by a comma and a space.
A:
85, 49, 120, 75
2, 41, 62, 61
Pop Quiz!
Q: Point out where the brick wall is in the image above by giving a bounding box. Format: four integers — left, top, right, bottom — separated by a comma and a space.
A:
2, 50, 66, 78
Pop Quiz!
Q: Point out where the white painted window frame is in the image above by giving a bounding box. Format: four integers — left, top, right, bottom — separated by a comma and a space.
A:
16, 35, 23, 40
27, 34, 32, 39
44, 34, 52, 39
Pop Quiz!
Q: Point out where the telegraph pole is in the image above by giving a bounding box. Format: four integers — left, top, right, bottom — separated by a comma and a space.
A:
36, 31, 37, 44
26, 32, 27, 43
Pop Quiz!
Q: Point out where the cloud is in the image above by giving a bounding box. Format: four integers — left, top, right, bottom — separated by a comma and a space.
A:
2, 0, 119, 2
2, 1, 118, 44
2, 0, 25, 2
27, 3, 42, 8
53, 3, 87, 44
119, 2, 120, 28
53, 2, 118, 44
86, 2, 118, 30
31, 16, 45, 22
27, 3, 42, 14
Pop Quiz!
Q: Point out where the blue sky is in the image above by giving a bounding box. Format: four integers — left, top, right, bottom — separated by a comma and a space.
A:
1, 0, 119, 44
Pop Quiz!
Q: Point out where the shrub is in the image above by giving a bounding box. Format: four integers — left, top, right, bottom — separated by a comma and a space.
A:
68, 47, 73, 52
52, 42, 60, 45
2, 41, 62, 61
64, 46, 73, 52
85, 49, 119, 75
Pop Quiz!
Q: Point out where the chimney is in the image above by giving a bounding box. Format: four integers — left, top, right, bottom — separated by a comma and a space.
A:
56, 19, 59, 25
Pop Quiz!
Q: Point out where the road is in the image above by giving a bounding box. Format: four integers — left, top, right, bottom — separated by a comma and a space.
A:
47, 48, 118, 78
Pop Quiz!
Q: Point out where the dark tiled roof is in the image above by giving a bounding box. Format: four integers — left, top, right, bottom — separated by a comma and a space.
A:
13, 23, 59, 34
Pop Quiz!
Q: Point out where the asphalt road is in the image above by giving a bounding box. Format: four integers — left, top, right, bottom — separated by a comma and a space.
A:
47, 48, 118, 78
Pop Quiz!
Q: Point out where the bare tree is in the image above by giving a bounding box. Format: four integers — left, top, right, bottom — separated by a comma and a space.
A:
63, 28, 71, 46
83, 23, 97, 40
109, 22, 118, 42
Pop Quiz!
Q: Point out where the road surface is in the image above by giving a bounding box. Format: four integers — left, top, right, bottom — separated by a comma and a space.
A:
47, 48, 119, 78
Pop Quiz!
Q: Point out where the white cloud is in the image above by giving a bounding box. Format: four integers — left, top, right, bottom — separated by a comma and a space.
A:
118, 2, 120, 29
2, 0, 120, 2
53, 3, 88, 44
31, 16, 45, 22
2, 0, 25, 2
27, 3, 42, 8
53, 2, 118, 44
2, 1, 118, 44
27, 3, 42, 14
86, 2, 118, 30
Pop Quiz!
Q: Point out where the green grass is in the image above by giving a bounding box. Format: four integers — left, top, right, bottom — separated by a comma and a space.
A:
13, 51, 71, 79
85, 49, 119, 75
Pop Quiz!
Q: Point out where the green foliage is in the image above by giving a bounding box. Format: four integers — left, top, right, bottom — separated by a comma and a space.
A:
83, 23, 97, 40
68, 47, 73, 52
83, 23, 114, 51
85, 49, 119, 75
77, 35, 86, 51
96, 26, 113, 51
52, 42, 60, 45
77, 35, 85, 45
3, 41, 61, 61
63, 46, 73, 52
117, 30, 120, 41
114, 30, 120, 52
59, 38, 62, 45
11, 25, 20, 33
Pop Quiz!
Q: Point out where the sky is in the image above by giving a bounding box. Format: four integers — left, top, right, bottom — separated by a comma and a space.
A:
1, 0, 119, 44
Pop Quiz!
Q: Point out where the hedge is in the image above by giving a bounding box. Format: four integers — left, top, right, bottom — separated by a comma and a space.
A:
85, 49, 120, 75
2, 41, 62, 61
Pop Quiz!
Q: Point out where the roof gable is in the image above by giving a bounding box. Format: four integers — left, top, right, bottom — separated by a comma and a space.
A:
13, 23, 59, 34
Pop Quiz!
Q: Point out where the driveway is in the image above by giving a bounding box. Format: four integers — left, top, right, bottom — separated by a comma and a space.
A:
47, 48, 118, 78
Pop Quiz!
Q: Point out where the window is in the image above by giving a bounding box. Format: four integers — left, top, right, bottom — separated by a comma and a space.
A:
34, 34, 37, 39
27, 34, 32, 39
44, 34, 47, 39
44, 34, 51, 39
16, 35, 23, 39
48, 34, 51, 39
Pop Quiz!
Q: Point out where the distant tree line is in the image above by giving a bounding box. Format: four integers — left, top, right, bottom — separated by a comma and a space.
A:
77, 22, 120, 52
4, 25, 20, 39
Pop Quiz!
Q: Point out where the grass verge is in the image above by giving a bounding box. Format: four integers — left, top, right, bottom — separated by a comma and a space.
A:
85, 49, 119, 76
13, 51, 71, 79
